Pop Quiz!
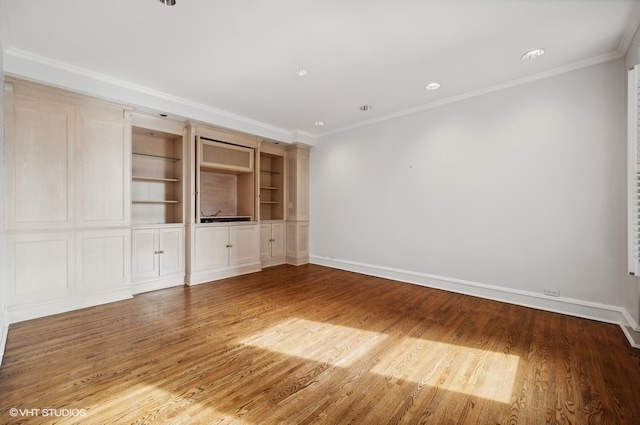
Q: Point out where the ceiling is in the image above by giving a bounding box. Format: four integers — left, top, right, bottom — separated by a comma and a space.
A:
1, 0, 639, 141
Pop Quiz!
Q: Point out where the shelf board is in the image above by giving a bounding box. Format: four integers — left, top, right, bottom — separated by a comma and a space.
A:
260, 170, 280, 175
132, 200, 180, 204
133, 152, 181, 162
133, 175, 180, 182
260, 186, 279, 190
260, 201, 280, 204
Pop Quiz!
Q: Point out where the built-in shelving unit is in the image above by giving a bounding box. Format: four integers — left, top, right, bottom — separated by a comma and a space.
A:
130, 117, 186, 294
132, 127, 184, 224
259, 152, 284, 221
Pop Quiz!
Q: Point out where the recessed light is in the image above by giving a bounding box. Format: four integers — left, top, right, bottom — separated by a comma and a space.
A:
295, 68, 308, 76
158, 0, 176, 5
521, 48, 545, 61
425, 82, 441, 91
146, 132, 157, 137
359, 105, 373, 111
159, 113, 168, 117
314, 121, 325, 126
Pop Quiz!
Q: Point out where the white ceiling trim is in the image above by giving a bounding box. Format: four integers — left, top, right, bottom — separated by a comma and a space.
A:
2, 47, 316, 145
618, 0, 640, 54
313, 51, 625, 139
0, 45, 628, 145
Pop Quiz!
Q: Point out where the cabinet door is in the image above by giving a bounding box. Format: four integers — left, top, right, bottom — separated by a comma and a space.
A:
5, 98, 75, 229
76, 229, 130, 293
260, 224, 272, 261
271, 222, 285, 259
159, 227, 184, 276
76, 106, 130, 227
229, 225, 260, 266
193, 226, 229, 272
199, 138, 254, 173
132, 229, 160, 280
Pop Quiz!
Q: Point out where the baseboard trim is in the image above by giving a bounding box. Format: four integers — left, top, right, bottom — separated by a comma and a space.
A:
261, 257, 287, 269
310, 256, 640, 349
132, 275, 186, 295
7, 289, 133, 324
186, 263, 262, 286
286, 256, 310, 266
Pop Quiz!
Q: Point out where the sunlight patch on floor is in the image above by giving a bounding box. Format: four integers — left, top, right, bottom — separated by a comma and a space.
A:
240, 318, 387, 367
371, 337, 519, 403
86, 383, 251, 424
241, 319, 518, 404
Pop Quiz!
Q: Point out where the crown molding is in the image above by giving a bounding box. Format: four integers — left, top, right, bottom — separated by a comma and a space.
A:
617, 0, 640, 55
3, 47, 301, 144
314, 51, 624, 139
3, 46, 624, 145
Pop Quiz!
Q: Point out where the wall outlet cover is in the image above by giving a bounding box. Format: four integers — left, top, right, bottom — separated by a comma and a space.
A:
544, 288, 560, 297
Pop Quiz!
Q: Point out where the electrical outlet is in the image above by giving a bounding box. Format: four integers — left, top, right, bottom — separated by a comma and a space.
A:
544, 288, 560, 297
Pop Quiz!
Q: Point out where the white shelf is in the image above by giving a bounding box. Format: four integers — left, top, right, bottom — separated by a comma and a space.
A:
133, 176, 180, 182
133, 152, 181, 162
133, 200, 180, 204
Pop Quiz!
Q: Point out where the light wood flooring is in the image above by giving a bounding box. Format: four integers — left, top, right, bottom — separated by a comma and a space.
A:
1, 264, 639, 424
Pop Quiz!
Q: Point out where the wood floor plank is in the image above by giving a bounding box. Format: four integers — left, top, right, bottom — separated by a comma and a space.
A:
1, 264, 639, 424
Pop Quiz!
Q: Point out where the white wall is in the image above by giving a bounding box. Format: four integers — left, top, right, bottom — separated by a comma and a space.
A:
624, 25, 640, 333
0, 39, 7, 365
310, 60, 630, 326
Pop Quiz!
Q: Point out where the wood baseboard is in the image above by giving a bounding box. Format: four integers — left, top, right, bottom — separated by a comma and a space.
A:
186, 263, 262, 286
6, 288, 133, 324
132, 275, 186, 295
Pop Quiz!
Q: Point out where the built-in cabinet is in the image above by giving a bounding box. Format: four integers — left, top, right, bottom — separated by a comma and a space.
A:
257, 142, 287, 267
2, 78, 310, 324
187, 125, 261, 285
3, 78, 132, 322
260, 222, 285, 267
130, 113, 186, 294
131, 227, 184, 293
191, 224, 260, 282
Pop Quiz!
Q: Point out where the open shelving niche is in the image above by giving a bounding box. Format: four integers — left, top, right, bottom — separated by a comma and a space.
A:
131, 126, 184, 225
259, 151, 284, 221
197, 136, 256, 222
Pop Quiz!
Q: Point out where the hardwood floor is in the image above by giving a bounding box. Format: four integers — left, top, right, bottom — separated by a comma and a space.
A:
1, 264, 639, 424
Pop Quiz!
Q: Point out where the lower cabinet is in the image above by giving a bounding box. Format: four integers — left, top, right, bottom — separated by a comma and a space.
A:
131, 226, 185, 294
260, 221, 285, 267
5, 228, 132, 322
189, 223, 261, 285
